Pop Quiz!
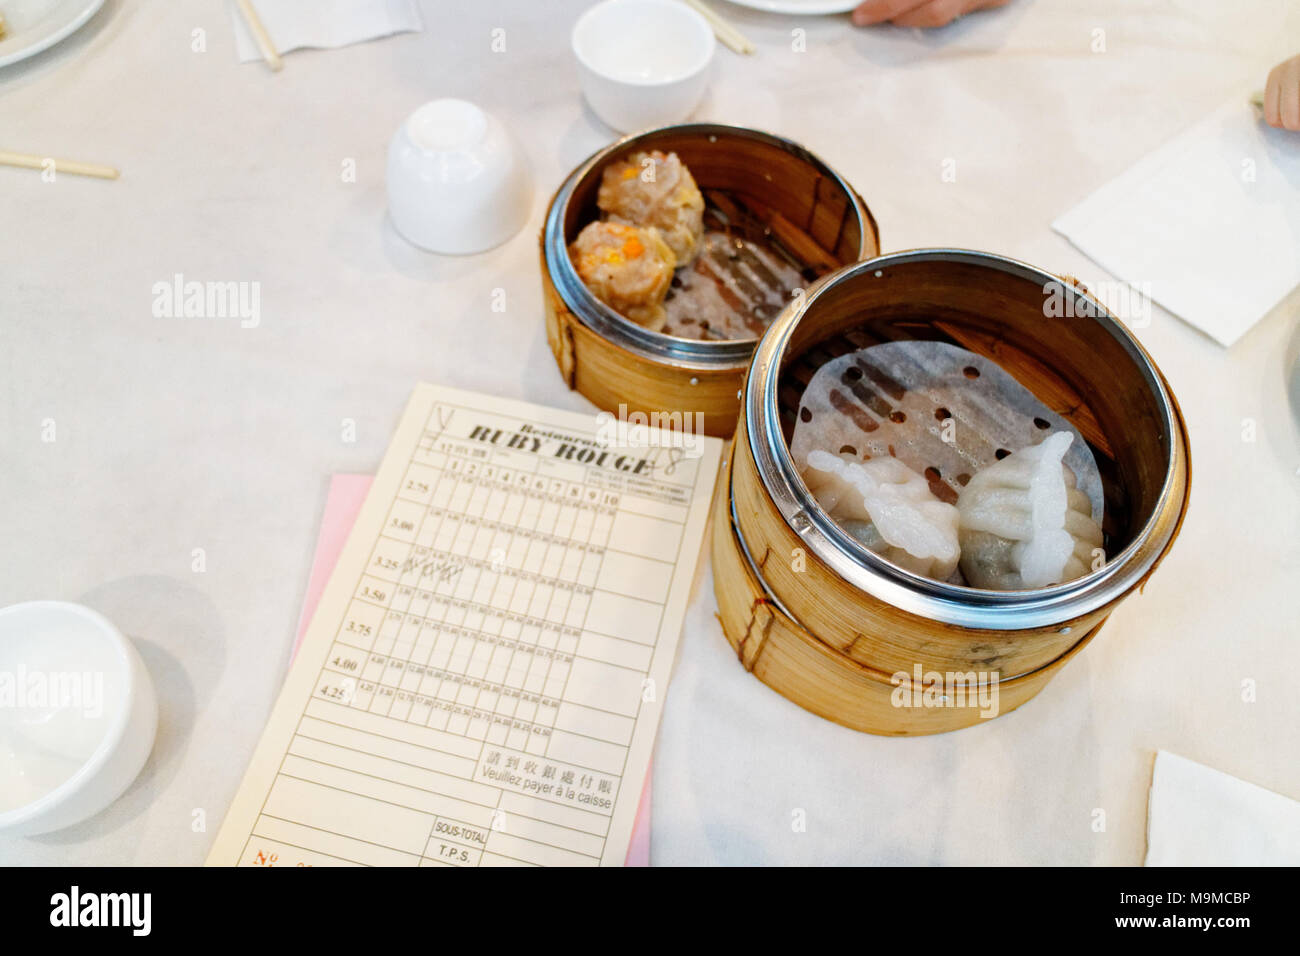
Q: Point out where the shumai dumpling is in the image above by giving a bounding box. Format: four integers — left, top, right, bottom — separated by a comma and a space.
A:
569, 220, 677, 330
597, 150, 704, 265
803, 450, 961, 580
956, 431, 1105, 590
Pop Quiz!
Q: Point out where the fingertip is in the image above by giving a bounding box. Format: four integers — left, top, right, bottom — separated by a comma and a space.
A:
1263, 67, 1282, 127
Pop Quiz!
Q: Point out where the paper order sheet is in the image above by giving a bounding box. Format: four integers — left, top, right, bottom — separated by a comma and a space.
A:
207, 384, 721, 867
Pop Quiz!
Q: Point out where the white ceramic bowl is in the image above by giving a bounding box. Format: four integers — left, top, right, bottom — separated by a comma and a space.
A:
0, 601, 157, 836
572, 0, 715, 133
387, 98, 534, 255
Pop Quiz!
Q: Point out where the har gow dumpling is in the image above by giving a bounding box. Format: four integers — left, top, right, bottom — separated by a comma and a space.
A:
598, 150, 705, 266
569, 220, 677, 330
802, 450, 961, 580
956, 431, 1104, 589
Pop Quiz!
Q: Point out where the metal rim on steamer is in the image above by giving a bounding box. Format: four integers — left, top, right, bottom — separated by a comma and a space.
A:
543, 122, 871, 371
745, 248, 1185, 631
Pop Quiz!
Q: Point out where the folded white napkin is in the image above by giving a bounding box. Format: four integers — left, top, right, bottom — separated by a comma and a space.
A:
1145, 750, 1300, 866
1053, 96, 1300, 347
230, 0, 423, 62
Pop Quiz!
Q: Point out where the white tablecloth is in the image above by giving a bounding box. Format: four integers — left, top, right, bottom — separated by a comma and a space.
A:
2, 0, 1297, 866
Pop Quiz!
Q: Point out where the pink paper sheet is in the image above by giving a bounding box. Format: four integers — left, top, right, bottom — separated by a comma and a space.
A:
293, 474, 652, 866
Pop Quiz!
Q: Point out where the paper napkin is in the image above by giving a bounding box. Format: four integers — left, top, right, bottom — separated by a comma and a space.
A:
1053, 97, 1300, 347
230, 0, 423, 63
1145, 750, 1300, 866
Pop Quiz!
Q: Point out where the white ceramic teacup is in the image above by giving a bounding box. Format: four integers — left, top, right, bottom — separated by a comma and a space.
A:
0, 601, 157, 836
387, 98, 534, 255
572, 0, 715, 133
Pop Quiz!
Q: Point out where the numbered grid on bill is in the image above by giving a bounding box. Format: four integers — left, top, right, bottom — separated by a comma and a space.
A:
240, 401, 698, 867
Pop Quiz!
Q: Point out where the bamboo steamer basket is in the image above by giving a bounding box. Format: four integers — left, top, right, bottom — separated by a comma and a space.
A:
715, 249, 1191, 735
541, 123, 879, 438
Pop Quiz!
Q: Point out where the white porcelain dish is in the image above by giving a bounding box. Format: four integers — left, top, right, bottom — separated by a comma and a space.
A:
387, 98, 534, 255
0, 601, 157, 836
0, 0, 106, 69
718, 0, 857, 14
572, 0, 715, 133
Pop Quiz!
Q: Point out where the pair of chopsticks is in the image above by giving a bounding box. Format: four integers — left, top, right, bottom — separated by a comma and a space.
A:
0, 1, 279, 180
236, 0, 282, 72
681, 0, 756, 55
1, 0, 119, 182
1, 0, 117, 182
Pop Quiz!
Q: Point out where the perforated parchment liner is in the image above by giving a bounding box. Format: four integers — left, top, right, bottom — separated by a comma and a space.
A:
789, 341, 1105, 524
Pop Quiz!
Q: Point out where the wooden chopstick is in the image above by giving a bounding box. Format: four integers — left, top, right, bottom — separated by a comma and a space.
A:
0, 151, 119, 180
236, 0, 283, 72
682, 0, 756, 55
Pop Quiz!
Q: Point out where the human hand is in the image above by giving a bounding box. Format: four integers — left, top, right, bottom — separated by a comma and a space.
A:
1264, 54, 1300, 131
852, 0, 1010, 29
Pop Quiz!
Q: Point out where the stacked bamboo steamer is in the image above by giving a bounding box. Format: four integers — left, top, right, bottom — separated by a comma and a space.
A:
540, 130, 1190, 735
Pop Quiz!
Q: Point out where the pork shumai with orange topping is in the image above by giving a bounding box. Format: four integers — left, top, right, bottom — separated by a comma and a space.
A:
597, 150, 704, 266
568, 220, 677, 331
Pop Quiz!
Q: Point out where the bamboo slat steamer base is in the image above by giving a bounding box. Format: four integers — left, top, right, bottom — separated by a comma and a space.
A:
712, 446, 1105, 736
541, 125, 879, 438
712, 252, 1191, 733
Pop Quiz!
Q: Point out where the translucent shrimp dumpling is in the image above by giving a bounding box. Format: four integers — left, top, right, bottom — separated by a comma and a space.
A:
597, 150, 705, 265
569, 221, 677, 331
802, 450, 961, 580
956, 431, 1105, 589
